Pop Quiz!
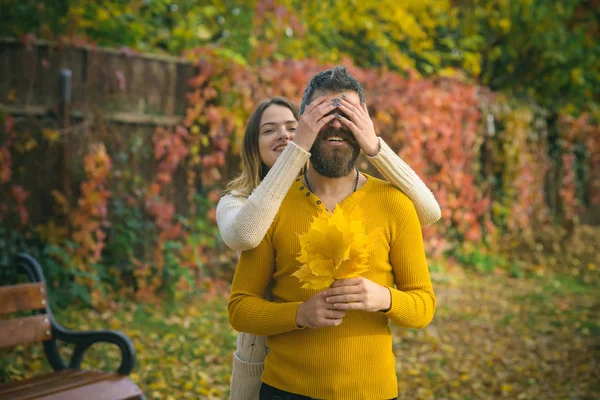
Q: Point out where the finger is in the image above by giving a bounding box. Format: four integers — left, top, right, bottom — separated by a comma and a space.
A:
340, 94, 361, 108
336, 103, 362, 124
361, 100, 370, 115
304, 93, 329, 115
330, 278, 363, 288
341, 96, 366, 116
315, 113, 336, 130
332, 302, 365, 311
324, 309, 346, 319
320, 318, 344, 327
325, 285, 362, 298
326, 294, 362, 304
337, 114, 361, 138
313, 101, 337, 119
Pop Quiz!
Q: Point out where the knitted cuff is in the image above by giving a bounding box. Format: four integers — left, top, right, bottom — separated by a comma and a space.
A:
230, 352, 264, 400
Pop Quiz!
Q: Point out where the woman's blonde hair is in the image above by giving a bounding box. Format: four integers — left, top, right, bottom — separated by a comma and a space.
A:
224, 97, 300, 196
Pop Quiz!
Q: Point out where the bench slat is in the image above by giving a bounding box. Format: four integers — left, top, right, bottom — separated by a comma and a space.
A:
0, 370, 85, 394
0, 315, 52, 349
0, 283, 47, 315
35, 376, 143, 400
35, 377, 142, 400
0, 371, 142, 400
6, 370, 112, 400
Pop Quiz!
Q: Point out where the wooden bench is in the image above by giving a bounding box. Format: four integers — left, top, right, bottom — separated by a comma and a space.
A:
0, 254, 144, 400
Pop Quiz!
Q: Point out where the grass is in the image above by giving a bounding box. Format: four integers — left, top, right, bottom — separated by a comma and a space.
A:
1, 268, 599, 399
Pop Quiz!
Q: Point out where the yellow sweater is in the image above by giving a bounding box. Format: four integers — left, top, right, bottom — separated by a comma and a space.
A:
228, 174, 436, 399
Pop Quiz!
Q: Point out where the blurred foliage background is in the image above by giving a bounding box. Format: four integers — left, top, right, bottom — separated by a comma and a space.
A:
0, 0, 598, 399
2, 0, 598, 113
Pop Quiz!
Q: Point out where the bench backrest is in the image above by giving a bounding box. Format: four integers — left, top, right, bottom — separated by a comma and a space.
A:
0, 282, 53, 348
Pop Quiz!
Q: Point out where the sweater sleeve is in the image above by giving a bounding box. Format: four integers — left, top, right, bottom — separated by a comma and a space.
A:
228, 232, 303, 336
216, 141, 310, 252
384, 199, 436, 329
368, 137, 441, 227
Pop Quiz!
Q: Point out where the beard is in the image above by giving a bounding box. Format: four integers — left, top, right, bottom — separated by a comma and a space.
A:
310, 127, 360, 178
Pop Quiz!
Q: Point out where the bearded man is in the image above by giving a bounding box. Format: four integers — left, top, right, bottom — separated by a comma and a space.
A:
228, 66, 436, 400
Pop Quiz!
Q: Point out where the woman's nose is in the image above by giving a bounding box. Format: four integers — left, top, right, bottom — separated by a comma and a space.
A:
277, 126, 291, 140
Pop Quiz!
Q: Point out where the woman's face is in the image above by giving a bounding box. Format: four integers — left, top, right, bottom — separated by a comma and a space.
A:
258, 104, 298, 168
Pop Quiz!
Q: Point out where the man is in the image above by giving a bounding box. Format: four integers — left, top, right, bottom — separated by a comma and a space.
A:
228, 66, 436, 400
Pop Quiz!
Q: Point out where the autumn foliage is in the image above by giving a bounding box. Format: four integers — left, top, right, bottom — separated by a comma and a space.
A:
1, 43, 598, 306
1, 3, 599, 307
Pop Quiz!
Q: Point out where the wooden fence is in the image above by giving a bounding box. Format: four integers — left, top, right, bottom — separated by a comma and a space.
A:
0, 37, 195, 123
0, 37, 199, 225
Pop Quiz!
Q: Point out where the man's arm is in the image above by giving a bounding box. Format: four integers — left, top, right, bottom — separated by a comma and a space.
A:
228, 234, 304, 336
323, 197, 435, 328
383, 199, 436, 328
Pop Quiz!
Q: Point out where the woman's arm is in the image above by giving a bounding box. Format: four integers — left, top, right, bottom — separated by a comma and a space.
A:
368, 138, 441, 227
216, 141, 310, 251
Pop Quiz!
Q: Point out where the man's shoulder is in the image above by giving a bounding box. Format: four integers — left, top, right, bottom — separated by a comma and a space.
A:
365, 175, 413, 206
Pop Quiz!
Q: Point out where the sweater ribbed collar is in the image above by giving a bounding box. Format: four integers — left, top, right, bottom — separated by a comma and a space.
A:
293, 172, 374, 215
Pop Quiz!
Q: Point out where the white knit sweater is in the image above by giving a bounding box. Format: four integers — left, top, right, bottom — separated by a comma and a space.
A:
217, 138, 441, 252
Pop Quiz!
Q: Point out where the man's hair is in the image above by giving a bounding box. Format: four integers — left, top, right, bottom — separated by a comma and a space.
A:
299, 66, 365, 115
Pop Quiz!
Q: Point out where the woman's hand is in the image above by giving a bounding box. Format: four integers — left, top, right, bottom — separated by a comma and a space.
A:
335, 96, 380, 157
293, 95, 337, 152
324, 277, 391, 312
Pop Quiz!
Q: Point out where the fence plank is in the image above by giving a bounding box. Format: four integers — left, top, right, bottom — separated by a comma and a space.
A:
0, 104, 183, 125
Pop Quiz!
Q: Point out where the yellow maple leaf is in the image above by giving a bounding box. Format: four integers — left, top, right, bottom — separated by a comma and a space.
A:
292, 205, 381, 290
294, 260, 335, 290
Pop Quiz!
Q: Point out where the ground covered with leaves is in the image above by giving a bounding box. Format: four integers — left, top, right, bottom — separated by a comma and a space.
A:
2, 268, 598, 399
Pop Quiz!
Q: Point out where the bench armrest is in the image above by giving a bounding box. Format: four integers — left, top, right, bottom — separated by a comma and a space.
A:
57, 327, 136, 375
16, 253, 137, 375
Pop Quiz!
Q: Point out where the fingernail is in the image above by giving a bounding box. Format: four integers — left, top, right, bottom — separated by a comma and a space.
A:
334, 112, 340, 118
341, 94, 347, 98
322, 93, 327, 97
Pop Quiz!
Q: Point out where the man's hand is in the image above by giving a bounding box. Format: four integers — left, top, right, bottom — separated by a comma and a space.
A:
293, 94, 337, 152
324, 277, 391, 312
335, 96, 380, 156
296, 291, 347, 328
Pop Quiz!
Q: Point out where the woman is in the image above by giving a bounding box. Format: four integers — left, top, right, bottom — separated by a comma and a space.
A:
217, 96, 440, 399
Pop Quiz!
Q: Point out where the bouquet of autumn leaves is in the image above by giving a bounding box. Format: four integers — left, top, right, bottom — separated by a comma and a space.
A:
292, 205, 382, 290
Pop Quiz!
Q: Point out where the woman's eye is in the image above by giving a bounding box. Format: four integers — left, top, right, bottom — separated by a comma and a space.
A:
288, 127, 297, 131
263, 130, 274, 134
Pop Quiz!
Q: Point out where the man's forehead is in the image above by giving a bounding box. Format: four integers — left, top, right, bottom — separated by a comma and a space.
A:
309, 90, 360, 103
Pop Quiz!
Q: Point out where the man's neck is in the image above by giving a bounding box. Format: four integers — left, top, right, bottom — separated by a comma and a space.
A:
305, 166, 356, 197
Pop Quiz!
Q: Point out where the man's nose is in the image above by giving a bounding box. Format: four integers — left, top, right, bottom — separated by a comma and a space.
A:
329, 117, 343, 130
